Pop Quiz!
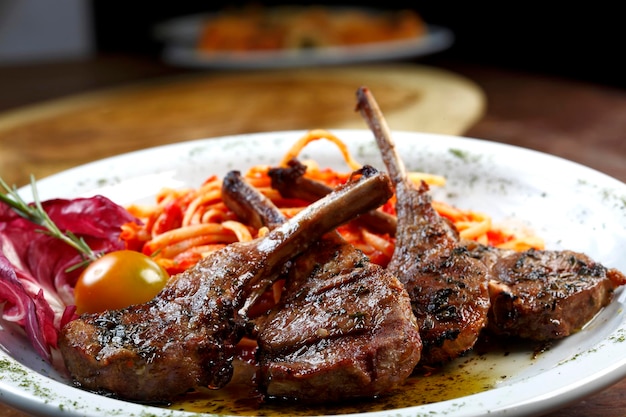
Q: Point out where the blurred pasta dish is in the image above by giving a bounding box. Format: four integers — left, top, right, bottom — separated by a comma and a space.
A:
196, 5, 427, 54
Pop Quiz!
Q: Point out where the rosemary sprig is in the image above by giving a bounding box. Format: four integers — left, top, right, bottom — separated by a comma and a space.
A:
0, 175, 99, 265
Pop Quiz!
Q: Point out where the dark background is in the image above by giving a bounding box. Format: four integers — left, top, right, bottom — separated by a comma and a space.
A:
91, 2, 626, 89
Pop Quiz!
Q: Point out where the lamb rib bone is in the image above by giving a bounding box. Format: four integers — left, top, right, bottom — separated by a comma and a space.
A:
268, 158, 397, 236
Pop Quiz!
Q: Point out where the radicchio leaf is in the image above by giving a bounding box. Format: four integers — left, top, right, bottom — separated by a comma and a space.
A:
0, 195, 139, 362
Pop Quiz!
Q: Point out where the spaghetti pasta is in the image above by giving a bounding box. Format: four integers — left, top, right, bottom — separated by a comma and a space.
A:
120, 130, 544, 276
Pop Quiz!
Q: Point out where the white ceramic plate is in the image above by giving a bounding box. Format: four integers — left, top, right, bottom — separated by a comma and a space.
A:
2, 130, 626, 417
154, 12, 453, 69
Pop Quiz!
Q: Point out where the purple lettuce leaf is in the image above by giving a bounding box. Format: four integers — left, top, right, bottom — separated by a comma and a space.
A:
0, 195, 139, 362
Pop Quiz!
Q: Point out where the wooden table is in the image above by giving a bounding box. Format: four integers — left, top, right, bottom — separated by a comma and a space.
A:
1, 54, 626, 416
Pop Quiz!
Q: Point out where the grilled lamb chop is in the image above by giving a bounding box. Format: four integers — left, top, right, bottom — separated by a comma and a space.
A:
221, 168, 422, 403
59, 167, 394, 403
466, 242, 626, 340
356, 86, 491, 365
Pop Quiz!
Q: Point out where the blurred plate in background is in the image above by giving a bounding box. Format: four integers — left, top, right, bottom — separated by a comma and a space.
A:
154, 7, 453, 69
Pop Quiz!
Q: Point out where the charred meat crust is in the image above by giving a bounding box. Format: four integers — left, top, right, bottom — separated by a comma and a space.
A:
257, 238, 421, 402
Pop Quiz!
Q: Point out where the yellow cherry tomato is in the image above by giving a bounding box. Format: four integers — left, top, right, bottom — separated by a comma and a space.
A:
74, 250, 169, 314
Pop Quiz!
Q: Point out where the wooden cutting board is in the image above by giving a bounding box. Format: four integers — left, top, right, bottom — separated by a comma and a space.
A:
0, 64, 485, 187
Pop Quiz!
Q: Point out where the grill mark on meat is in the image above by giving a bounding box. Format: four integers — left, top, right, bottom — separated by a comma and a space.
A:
356, 86, 490, 365
466, 242, 626, 340
259, 242, 420, 402
59, 167, 395, 403
222, 169, 421, 403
